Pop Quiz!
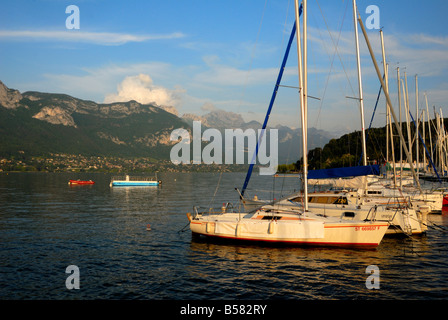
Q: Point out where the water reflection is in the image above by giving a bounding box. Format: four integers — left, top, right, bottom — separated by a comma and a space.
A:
186, 216, 448, 299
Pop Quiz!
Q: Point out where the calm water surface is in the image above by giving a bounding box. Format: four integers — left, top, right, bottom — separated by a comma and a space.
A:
1, 172, 447, 300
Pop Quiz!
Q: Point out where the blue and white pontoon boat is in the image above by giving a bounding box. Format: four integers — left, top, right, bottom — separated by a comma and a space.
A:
110, 174, 161, 187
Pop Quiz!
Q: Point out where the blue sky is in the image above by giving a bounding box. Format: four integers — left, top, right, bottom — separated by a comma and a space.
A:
1, 0, 447, 135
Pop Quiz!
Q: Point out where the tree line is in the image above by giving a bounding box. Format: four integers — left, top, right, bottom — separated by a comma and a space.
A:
277, 118, 447, 173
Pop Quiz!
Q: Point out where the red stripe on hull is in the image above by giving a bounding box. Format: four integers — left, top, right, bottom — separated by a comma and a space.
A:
191, 232, 380, 249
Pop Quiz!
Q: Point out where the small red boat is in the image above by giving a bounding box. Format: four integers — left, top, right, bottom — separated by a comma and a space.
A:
69, 179, 95, 185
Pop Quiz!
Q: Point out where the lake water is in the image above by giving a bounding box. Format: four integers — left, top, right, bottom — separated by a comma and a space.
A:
1, 172, 447, 304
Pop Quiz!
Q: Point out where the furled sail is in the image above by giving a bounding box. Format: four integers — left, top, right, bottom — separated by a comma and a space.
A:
307, 164, 380, 179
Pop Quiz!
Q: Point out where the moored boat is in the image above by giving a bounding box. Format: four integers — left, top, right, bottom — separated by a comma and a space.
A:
258, 190, 427, 235
68, 179, 95, 185
186, 0, 390, 249
187, 207, 389, 248
443, 195, 448, 213
110, 174, 161, 187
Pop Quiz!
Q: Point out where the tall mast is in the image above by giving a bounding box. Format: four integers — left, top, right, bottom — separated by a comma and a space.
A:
356, 11, 423, 193
425, 93, 434, 171
422, 109, 426, 171
402, 79, 411, 169
441, 108, 447, 174
352, 0, 367, 166
294, 0, 308, 211
380, 30, 389, 165
303, 0, 308, 150
380, 29, 395, 185
397, 67, 403, 186
415, 75, 419, 175
437, 110, 443, 173
435, 111, 440, 172
404, 72, 413, 164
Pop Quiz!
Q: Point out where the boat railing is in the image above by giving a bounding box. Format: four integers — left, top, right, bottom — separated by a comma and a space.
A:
364, 205, 378, 221
385, 195, 411, 210
193, 203, 236, 217
193, 206, 200, 219
193, 206, 219, 218
111, 174, 158, 182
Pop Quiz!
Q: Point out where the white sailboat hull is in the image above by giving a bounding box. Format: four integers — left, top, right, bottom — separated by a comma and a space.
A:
363, 177, 445, 213
244, 190, 426, 235
267, 203, 424, 235
189, 211, 389, 248
363, 195, 442, 215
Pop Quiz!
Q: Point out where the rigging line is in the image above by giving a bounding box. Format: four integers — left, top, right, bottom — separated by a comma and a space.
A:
205, 171, 224, 211
260, 2, 300, 198
275, 0, 295, 204
261, 1, 298, 201
240, 7, 301, 198
315, 0, 356, 98
312, 0, 350, 128
358, 74, 385, 165
238, 0, 268, 109
279, 0, 292, 59
409, 110, 442, 182
211, 1, 268, 205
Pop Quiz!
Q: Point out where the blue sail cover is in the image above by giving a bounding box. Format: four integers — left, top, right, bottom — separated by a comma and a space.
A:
308, 165, 380, 179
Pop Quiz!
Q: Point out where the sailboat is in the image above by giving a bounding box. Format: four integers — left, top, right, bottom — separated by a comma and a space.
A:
242, 173, 428, 235
186, 0, 389, 248
363, 70, 446, 214
240, 4, 439, 233
361, 178, 444, 214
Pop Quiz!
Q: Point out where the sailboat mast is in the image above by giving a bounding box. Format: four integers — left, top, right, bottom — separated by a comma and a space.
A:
380, 30, 396, 185
356, 12, 423, 193
294, 0, 308, 211
303, 0, 308, 150
352, 0, 367, 166
441, 108, 447, 174
425, 93, 434, 171
397, 67, 403, 186
404, 72, 413, 164
415, 74, 419, 175
380, 30, 389, 165
422, 109, 426, 171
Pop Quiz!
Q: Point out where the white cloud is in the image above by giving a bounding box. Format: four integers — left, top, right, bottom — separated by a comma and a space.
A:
104, 74, 182, 107
0, 30, 185, 45
23, 62, 176, 102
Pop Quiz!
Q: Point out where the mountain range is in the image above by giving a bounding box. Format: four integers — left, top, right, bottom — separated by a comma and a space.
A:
0, 80, 334, 164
